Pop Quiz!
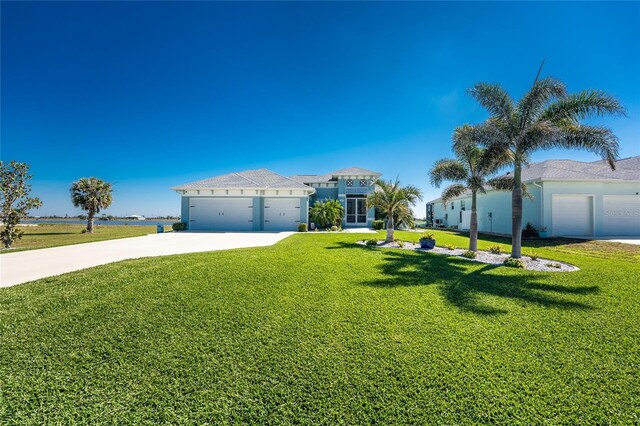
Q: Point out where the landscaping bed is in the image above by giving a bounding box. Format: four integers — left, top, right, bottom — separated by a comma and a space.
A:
359, 240, 579, 272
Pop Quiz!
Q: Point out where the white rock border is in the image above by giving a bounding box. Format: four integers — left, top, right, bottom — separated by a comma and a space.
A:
357, 240, 579, 272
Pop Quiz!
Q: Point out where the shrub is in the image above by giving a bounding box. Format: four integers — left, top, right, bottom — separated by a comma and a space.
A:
330, 225, 338, 232
488, 245, 502, 254
444, 243, 456, 250
395, 240, 404, 248
420, 232, 435, 240
546, 262, 561, 269
504, 257, 525, 268
372, 220, 384, 230
172, 222, 187, 231
461, 250, 477, 259
365, 239, 378, 246
527, 249, 539, 261
81, 229, 87, 234
297, 223, 307, 232
309, 199, 344, 229
522, 222, 540, 239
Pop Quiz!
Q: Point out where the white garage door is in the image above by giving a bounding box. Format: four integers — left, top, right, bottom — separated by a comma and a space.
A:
552, 195, 593, 236
264, 198, 301, 231
603, 195, 640, 236
189, 198, 253, 231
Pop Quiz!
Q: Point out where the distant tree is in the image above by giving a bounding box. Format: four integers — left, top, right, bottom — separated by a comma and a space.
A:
470, 71, 624, 257
70, 177, 113, 233
367, 178, 423, 243
309, 199, 344, 229
0, 161, 43, 248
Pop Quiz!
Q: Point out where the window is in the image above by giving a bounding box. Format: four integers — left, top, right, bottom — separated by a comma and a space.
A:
460, 200, 466, 210
346, 179, 353, 187
359, 179, 367, 187
451, 204, 455, 210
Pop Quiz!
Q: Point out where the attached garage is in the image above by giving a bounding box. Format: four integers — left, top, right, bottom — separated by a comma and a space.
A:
602, 195, 640, 236
173, 169, 314, 231
264, 198, 301, 231
551, 195, 593, 237
189, 198, 254, 231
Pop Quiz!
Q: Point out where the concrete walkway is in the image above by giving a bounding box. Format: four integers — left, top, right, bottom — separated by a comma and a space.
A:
0, 232, 293, 288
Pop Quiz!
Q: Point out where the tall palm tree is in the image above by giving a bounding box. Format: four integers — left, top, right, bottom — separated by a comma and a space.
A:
470, 75, 624, 258
70, 177, 113, 233
429, 124, 511, 252
367, 178, 423, 243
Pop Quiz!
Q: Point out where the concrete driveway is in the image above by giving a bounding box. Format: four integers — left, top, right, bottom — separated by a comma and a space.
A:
0, 232, 293, 288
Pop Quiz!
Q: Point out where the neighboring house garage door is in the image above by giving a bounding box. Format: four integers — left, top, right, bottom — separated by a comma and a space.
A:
551, 195, 593, 236
603, 195, 640, 236
264, 198, 300, 231
189, 198, 253, 231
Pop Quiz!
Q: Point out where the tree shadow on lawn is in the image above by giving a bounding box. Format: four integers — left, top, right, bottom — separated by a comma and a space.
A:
329, 242, 599, 315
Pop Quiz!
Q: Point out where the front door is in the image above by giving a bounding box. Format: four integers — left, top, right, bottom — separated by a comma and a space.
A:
346, 198, 367, 225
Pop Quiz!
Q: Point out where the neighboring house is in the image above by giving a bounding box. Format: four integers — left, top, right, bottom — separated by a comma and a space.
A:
172, 167, 381, 231
427, 156, 640, 237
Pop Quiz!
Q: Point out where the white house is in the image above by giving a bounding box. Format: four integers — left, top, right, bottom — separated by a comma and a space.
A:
427, 156, 640, 238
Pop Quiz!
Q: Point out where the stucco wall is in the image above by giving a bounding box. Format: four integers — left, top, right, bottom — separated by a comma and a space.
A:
541, 181, 640, 236
430, 186, 541, 235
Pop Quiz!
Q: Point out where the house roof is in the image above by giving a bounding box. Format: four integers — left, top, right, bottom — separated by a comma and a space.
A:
517, 157, 640, 182
172, 169, 314, 191
289, 167, 382, 184
330, 166, 382, 177
428, 155, 640, 203
288, 174, 334, 184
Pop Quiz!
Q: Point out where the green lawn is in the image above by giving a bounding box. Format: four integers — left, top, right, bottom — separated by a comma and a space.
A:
1, 230, 639, 424
0, 224, 168, 253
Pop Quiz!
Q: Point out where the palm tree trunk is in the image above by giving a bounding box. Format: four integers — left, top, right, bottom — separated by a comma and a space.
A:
386, 211, 394, 243
511, 162, 523, 258
87, 211, 95, 233
469, 191, 478, 252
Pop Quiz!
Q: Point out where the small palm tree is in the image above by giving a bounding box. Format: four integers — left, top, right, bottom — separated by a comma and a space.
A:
470, 74, 624, 257
70, 177, 113, 233
429, 124, 511, 252
367, 178, 423, 243
309, 199, 344, 229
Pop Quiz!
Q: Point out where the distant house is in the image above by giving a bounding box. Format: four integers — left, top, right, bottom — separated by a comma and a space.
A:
125, 215, 146, 221
171, 167, 381, 231
427, 156, 640, 237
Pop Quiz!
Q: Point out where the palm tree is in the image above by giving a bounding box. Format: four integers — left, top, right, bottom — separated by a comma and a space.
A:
70, 177, 113, 233
470, 74, 624, 258
367, 178, 423, 243
429, 124, 511, 252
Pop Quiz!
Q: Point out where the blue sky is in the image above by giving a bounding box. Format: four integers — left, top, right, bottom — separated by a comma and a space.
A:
2, 1, 639, 217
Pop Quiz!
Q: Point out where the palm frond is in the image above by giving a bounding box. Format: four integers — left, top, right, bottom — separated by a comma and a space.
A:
440, 184, 468, 206
538, 124, 620, 169
429, 159, 467, 188
541, 90, 626, 124
477, 141, 513, 175
470, 120, 511, 150
516, 76, 567, 130
400, 184, 423, 205
468, 83, 514, 120
486, 175, 532, 199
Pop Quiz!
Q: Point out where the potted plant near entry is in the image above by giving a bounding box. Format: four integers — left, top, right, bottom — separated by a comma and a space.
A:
419, 232, 436, 249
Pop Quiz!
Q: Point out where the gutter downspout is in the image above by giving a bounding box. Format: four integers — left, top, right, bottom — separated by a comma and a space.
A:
532, 181, 544, 235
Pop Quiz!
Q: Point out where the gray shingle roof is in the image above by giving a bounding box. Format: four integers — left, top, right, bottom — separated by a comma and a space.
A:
172, 169, 314, 191
288, 174, 334, 184
519, 157, 640, 182
330, 167, 382, 177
